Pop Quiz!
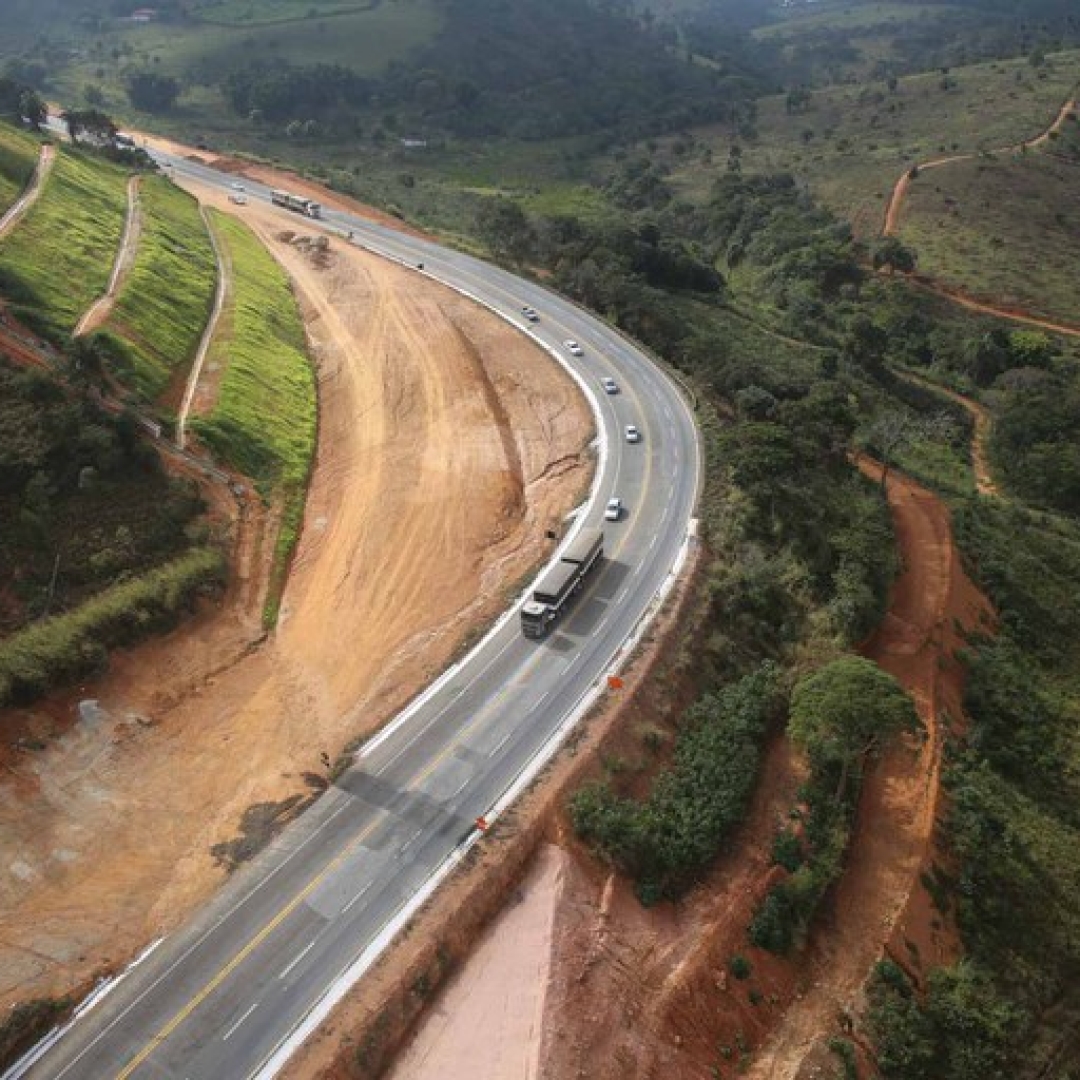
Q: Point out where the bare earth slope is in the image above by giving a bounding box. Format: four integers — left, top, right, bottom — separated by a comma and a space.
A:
0, 193, 592, 1011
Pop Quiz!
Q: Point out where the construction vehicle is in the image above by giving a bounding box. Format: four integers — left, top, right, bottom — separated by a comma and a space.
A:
271, 189, 322, 219
520, 528, 604, 638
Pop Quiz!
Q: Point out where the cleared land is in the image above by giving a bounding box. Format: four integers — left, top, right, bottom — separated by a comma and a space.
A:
95, 175, 218, 402
0, 186, 592, 1017
897, 145, 1080, 328
0, 148, 128, 340
667, 49, 1080, 235
0, 125, 39, 216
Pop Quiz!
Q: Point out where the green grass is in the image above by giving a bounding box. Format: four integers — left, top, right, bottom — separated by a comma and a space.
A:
0, 122, 40, 216
0, 146, 129, 341
0, 546, 224, 709
192, 210, 316, 625
96, 174, 218, 402
665, 49, 1080, 236
753, 1, 966, 40
896, 142, 1080, 328
42, 0, 442, 124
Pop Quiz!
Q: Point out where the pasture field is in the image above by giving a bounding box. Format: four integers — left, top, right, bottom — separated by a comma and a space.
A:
0, 124, 39, 217
43, 0, 441, 118
193, 0, 378, 26
192, 210, 316, 624
667, 49, 1080, 235
897, 143, 1080, 328
0, 147, 128, 340
98, 175, 218, 402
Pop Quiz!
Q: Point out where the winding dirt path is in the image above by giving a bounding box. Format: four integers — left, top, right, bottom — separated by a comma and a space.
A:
896, 370, 999, 497
176, 205, 230, 449
75, 175, 142, 337
0, 143, 54, 241
882, 92, 1077, 236
905, 272, 1080, 339
742, 461, 992, 1079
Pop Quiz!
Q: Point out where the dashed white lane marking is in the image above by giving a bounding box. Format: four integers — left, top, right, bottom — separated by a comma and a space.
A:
277, 942, 316, 981
342, 882, 373, 915
222, 1003, 258, 1042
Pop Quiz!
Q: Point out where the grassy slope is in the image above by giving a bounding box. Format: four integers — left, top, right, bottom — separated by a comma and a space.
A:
193, 210, 316, 623
98, 174, 218, 402
667, 49, 1080, 236
897, 139, 1080, 326
40, 0, 442, 132
0, 146, 128, 340
0, 124, 40, 216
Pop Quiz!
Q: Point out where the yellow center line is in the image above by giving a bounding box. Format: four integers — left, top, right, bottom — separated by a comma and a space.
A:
115, 651, 546, 1078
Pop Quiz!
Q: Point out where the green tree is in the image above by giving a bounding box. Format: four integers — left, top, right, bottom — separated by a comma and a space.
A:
790, 657, 920, 800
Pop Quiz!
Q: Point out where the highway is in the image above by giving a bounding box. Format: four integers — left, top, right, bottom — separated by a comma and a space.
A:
8, 150, 701, 1080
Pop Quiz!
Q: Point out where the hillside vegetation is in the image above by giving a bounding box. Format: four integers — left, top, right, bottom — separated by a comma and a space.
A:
897, 123, 1080, 326
0, 124, 39, 216
94, 174, 218, 402
192, 210, 316, 624
0, 146, 128, 340
0, 356, 221, 706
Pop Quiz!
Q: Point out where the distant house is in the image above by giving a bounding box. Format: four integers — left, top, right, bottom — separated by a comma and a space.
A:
129, 8, 157, 21
399, 138, 428, 149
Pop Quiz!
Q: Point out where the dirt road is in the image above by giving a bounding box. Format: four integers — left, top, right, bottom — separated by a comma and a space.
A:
0, 186, 593, 1013
883, 93, 1077, 236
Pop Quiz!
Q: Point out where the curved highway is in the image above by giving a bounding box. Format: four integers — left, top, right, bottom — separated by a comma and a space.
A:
9, 150, 700, 1080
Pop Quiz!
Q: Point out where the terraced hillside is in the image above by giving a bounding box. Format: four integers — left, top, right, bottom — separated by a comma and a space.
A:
0, 146, 128, 340
0, 125, 39, 216
193, 210, 316, 623
95, 175, 218, 402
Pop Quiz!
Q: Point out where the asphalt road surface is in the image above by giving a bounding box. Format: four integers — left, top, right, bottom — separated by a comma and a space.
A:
9, 152, 701, 1080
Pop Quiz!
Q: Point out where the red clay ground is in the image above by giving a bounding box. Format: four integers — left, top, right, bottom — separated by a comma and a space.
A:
0, 177, 593, 1016
526, 462, 992, 1080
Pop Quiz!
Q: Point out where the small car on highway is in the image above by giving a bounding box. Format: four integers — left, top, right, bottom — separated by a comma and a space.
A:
624, 424, 641, 443
521, 306, 539, 322
604, 496, 623, 521
564, 339, 584, 356
601, 376, 618, 394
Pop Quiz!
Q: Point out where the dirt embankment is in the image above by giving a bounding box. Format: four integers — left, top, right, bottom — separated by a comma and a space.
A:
530, 464, 992, 1080
0, 186, 593, 1015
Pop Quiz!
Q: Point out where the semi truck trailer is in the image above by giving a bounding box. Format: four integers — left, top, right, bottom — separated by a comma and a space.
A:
521, 528, 604, 638
271, 189, 323, 219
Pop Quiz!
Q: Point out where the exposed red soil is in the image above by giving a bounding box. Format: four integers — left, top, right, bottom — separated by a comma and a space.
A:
535, 462, 993, 1080
0, 175, 592, 1017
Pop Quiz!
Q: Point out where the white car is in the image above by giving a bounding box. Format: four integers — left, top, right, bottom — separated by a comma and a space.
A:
228, 193, 247, 205
521, 306, 539, 322
564, 339, 584, 356
625, 425, 641, 443
604, 497, 623, 521
230, 181, 245, 191
601, 377, 618, 394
